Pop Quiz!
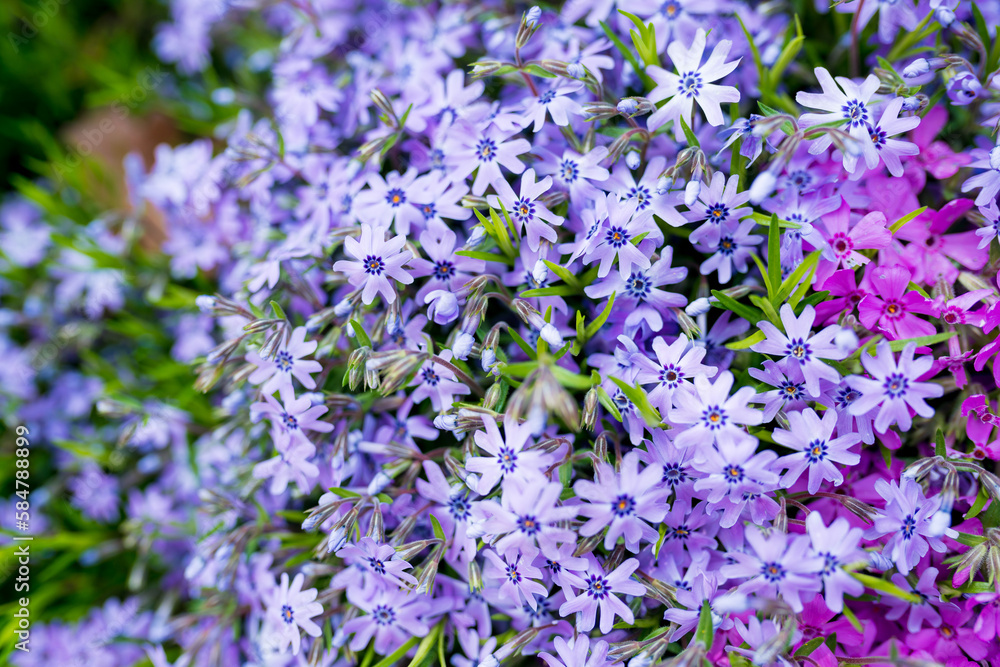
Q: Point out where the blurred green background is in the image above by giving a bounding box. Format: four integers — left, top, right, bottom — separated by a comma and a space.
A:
0, 0, 164, 191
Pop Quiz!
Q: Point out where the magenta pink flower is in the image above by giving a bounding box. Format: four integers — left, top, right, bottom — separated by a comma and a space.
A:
858, 265, 936, 340
894, 199, 988, 286
817, 198, 891, 273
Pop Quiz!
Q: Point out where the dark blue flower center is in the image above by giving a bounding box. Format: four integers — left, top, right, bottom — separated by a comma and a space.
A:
364, 255, 385, 275
611, 493, 635, 517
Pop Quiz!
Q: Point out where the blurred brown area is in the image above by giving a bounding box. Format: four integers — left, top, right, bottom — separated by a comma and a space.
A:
60, 109, 180, 251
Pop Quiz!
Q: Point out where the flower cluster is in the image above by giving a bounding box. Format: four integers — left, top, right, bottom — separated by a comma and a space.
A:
5, 1, 1000, 667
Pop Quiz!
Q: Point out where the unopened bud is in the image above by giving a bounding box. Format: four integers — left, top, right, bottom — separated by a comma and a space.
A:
196, 295, 216, 313
525, 6, 541, 27
539, 323, 563, 348
749, 170, 778, 204
656, 176, 672, 194
935, 7, 955, 27
834, 328, 859, 355
685, 297, 713, 317
567, 61, 585, 78
583, 387, 599, 430
683, 180, 701, 207
625, 151, 641, 170
617, 98, 639, 116
902, 58, 930, 78
453, 332, 476, 361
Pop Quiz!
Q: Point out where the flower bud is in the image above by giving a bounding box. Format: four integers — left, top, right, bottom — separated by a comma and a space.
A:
525, 6, 541, 27
453, 332, 476, 361
366, 471, 393, 496
617, 98, 639, 116
834, 327, 859, 355
567, 61, 585, 78
685, 297, 713, 317
333, 297, 355, 318
481, 348, 498, 374
433, 414, 459, 431
748, 170, 778, 204
935, 6, 955, 27
539, 323, 563, 348
683, 180, 701, 207
868, 550, 894, 571
196, 295, 217, 313
656, 176, 672, 195
625, 151, 641, 170
902, 58, 930, 78
426, 290, 460, 324
947, 71, 982, 105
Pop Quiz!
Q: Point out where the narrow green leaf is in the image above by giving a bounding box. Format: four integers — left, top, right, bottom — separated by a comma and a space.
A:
824, 633, 837, 653
775, 250, 819, 305
735, 14, 767, 96
596, 385, 623, 422
455, 250, 515, 265
788, 256, 818, 309
584, 292, 617, 340
695, 600, 714, 650
609, 377, 662, 428
600, 21, 654, 89
888, 206, 928, 234
520, 285, 578, 297
794, 638, 824, 657
429, 514, 446, 542
749, 294, 782, 329
768, 33, 804, 93
551, 365, 595, 391
372, 637, 421, 667
750, 252, 773, 297
850, 572, 921, 603
953, 532, 987, 547
767, 214, 781, 298
328, 487, 362, 498
885, 331, 956, 352
966, 485, 990, 519
934, 428, 946, 458
678, 114, 700, 148
270, 300, 288, 321
349, 320, 372, 348
711, 290, 764, 325
507, 328, 538, 360
726, 330, 767, 351
543, 259, 582, 290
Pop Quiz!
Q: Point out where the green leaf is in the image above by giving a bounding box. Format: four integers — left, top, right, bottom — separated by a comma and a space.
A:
507, 328, 538, 360
559, 461, 574, 487
767, 213, 781, 298
543, 259, 583, 290
455, 249, 514, 265
520, 285, 578, 297
609, 377, 662, 428
473, 208, 515, 259
727, 330, 766, 351
695, 600, 714, 650
966, 485, 990, 520
735, 14, 766, 97
775, 250, 819, 305
824, 633, 837, 653
600, 21, 654, 89
750, 252, 773, 297
788, 256, 818, 309
678, 114, 700, 148
584, 292, 617, 341
749, 294, 782, 329
429, 514, 445, 542
523, 63, 557, 78
372, 637, 421, 667
888, 206, 928, 234
349, 320, 372, 348
794, 638, 824, 657
934, 428, 946, 457
328, 487, 362, 498
767, 19, 804, 93
551, 365, 595, 391
269, 300, 288, 321
885, 331, 956, 352
850, 572, 921, 603
953, 532, 987, 547
596, 385, 623, 422
711, 290, 764, 325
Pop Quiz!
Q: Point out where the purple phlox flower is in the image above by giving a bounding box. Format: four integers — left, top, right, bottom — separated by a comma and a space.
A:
370, 398, 438, 452
694, 310, 750, 370
583, 247, 688, 337
633, 334, 717, 415
907, 605, 991, 662
539, 635, 613, 667
251, 391, 333, 448
272, 62, 343, 129
342, 585, 431, 655
947, 70, 983, 105
720, 527, 823, 612
483, 548, 548, 611
247, 326, 322, 396
574, 451, 670, 552
697, 218, 762, 284
961, 145, 1000, 206
560, 202, 608, 264
558, 555, 645, 633
409, 350, 471, 412
684, 172, 752, 247
774, 408, 861, 494
253, 435, 320, 495
409, 174, 472, 228
816, 199, 891, 273
883, 567, 958, 633
857, 265, 936, 340
538, 146, 610, 203
423, 69, 486, 127
969, 589, 1000, 642
669, 370, 762, 451
836, 0, 919, 42
336, 537, 418, 590
466, 413, 551, 494
604, 156, 687, 227
646, 28, 741, 140
751, 303, 848, 396
333, 224, 414, 305
764, 188, 839, 266
356, 168, 425, 235
846, 341, 943, 433
727, 615, 802, 667
630, 0, 723, 52
748, 361, 813, 423
847, 97, 920, 178
639, 428, 698, 500
658, 496, 719, 563
538, 541, 590, 590
718, 114, 773, 165
68, 465, 120, 523
975, 199, 1000, 249
691, 434, 780, 528
796, 68, 881, 165
583, 193, 659, 279
265, 572, 323, 656
446, 124, 531, 196
804, 512, 867, 613
416, 461, 477, 560
519, 81, 584, 131
663, 572, 739, 641
381, 303, 429, 352
487, 168, 564, 252
869, 477, 950, 575
453, 628, 498, 667
827, 377, 879, 445
477, 478, 576, 558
